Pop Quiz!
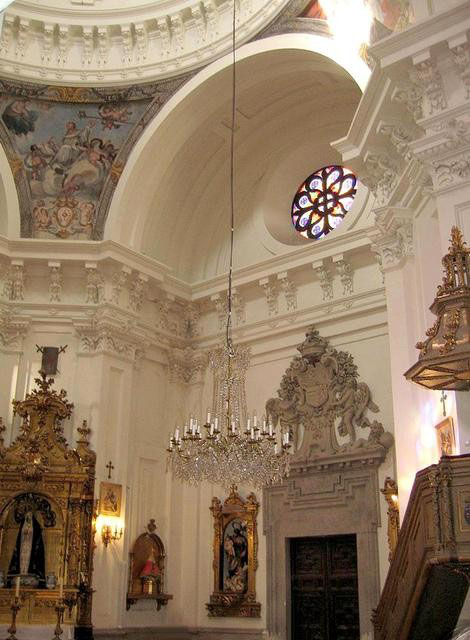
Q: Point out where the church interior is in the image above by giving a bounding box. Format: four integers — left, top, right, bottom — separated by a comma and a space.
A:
1, 0, 470, 638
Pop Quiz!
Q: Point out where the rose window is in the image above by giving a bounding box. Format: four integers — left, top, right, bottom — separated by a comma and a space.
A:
291, 165, 357, 240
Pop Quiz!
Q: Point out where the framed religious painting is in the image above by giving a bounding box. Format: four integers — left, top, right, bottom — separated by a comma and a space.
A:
206, 486, 261, 617
99, 482, 122, 517
435, 417, 456, 457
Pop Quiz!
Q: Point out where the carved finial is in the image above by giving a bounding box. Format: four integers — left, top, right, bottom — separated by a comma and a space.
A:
77, 419, 91, 443
147, 518, 157, 533
229, 484, 238, 496
449, 225, 466, 254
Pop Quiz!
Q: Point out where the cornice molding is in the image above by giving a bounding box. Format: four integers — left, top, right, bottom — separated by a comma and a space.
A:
0, 0, 310, 85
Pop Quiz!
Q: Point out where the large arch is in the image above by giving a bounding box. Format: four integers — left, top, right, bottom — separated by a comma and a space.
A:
0, 142, 20, 239
105, 33, 370, 282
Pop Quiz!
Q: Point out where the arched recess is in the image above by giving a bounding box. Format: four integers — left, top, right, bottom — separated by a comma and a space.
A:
0, 142, 20, 239
105, 33, 370, 282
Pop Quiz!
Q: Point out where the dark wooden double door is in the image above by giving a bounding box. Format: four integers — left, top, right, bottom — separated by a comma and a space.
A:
290, 534, 360, 640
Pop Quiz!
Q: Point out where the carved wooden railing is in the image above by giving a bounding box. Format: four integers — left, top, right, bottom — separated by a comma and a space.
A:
374, 454, 470, 640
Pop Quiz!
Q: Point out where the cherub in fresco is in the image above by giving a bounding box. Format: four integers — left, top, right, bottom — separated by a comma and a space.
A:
24, 142, 57, 181
98, 103, 132, 130
2, 99, 38, 136
32, 200, 51, 232
76, 201, 95, 235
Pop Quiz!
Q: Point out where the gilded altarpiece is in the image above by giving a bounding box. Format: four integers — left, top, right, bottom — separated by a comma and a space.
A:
0, 372, 96, 639
207, 487, 261, 618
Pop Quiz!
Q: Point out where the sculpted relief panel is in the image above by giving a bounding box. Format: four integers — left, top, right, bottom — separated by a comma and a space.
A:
266, 327, 393, 461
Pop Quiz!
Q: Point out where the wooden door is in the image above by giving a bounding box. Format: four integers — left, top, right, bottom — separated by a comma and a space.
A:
290, 534, 360, 640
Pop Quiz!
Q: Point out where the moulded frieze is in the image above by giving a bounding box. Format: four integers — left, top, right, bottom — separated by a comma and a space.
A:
0, 304, 29, 350
0, 0, 293, 85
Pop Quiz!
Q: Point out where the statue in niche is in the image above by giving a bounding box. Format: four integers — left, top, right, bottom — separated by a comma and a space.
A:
266, 326, 394, 459
8, 510, 46, 588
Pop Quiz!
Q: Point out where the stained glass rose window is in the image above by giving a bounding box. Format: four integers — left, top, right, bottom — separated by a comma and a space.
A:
291, 165, 357, 240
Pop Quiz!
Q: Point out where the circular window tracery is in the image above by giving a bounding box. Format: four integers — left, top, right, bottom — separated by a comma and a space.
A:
291, 165, 357, 240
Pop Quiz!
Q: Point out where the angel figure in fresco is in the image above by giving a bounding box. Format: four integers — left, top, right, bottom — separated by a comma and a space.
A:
62, 138, 116, 195
24, 141, 58, 181
98, 103, 133, 130
2, 99, 38, 136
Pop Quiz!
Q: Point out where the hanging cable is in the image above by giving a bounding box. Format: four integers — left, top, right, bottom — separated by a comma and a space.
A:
226, 0, 237, 359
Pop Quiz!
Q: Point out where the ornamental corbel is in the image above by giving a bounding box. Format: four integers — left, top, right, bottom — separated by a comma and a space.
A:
81, 26, 93, 66
364, 150, 400, 206
170, 12, 185, 51
277, 272, 297, 311
135, 22, 148, 61
449, 36, 470, 100
97, 27, 109, 66
2, 260, 25, 302
128, 272, 148, 313
410, 54, 447, 117
57, 24, 70, 65
369, 207, 414, 269
0, 305, 30, 350
157, 17, 171, 56
312, 261, 333, 301
121, 25, 133, 64
192, 2, 207, 44
232, 288, 246, 325
376, 119, 418, 161
15, 19, 29, 59
0, 15, 14, 56
259, 277, 279, 316
111, 265, 131, 306
42, 23, 55, 64
48, 261, 62, 303
210, 293, 228, 330
85, 262, 105, 304
332, 255, 354, 296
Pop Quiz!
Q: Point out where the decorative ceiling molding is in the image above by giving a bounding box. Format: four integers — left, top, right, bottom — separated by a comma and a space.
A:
0, 0, 314, 85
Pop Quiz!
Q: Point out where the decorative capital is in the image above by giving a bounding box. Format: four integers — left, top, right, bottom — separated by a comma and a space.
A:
369, 207, 414, 269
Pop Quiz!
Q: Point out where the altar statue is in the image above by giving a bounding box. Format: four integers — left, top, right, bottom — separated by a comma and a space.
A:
8, 510, 46, 587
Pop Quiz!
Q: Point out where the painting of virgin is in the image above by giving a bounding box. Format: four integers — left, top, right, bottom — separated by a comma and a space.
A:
223, 519, 248, 592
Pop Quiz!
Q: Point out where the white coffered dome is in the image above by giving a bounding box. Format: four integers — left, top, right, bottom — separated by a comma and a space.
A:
0, 0, 295, 84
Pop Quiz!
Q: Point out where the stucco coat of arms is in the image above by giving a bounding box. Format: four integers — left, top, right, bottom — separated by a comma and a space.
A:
266, 327, 393, 460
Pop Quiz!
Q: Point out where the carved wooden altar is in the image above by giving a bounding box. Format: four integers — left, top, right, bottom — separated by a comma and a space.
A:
0, 372, 96, 639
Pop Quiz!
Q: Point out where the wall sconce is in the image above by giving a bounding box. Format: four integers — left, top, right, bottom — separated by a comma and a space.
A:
101, 522, 123, 547
381, 477, 400, 562
97, 514, 124, 547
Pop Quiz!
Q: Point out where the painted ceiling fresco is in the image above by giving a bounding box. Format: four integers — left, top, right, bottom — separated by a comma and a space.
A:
0, 79, 190, 240
302, 0, 410, 32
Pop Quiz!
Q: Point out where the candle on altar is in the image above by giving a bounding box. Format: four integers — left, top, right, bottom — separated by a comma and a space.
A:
15, 576, 20, 597
59, 576, 63, 598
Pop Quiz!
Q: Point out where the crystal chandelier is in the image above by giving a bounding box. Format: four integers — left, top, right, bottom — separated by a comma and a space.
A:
166, 0, 291, 489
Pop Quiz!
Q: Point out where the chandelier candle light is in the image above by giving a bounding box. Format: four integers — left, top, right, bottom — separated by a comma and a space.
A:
166, 0, 291, 489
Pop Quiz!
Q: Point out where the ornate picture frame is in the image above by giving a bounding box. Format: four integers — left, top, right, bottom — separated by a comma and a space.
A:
435, 417, 456, 457
206, 486, 261, 618
99, 482, 122, 517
